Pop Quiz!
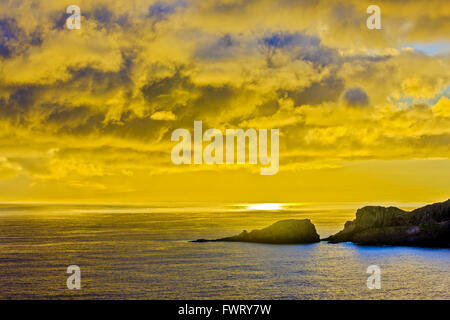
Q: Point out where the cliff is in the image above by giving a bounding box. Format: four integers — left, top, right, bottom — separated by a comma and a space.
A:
326, 199, 450, 247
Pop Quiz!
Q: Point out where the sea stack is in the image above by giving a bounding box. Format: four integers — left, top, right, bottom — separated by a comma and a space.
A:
192, 219, 320, 244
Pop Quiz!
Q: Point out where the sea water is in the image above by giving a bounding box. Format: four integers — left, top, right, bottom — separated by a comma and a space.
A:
0, 203, 448, 299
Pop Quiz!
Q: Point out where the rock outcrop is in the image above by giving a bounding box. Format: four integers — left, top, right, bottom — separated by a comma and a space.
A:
192, 219, 320, 244
326, 199, 450, 247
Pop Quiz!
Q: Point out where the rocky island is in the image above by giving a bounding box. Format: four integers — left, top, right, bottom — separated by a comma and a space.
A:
192, 219, 320, 244
325, 199, 450, 247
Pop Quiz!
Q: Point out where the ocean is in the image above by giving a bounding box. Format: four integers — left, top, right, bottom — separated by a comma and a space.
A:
0, 202, 449, 299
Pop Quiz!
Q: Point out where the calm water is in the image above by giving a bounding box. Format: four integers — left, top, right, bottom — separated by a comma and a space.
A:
0, 203, 449, 299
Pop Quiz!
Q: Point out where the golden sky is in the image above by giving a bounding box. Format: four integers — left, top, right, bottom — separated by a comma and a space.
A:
0, 0, 449, 203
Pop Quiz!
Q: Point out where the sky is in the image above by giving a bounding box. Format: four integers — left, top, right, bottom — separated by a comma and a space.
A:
0, 0, 449, 204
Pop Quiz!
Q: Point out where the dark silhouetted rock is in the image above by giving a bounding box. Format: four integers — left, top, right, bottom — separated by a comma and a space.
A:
191, 219, 320, 244
325, 199, 450, 247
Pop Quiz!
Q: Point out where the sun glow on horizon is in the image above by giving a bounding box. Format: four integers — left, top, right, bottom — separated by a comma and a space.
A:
246, 203, 283, 211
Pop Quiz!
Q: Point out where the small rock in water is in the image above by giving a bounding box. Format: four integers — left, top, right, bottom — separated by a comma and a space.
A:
192, 219, 320, 244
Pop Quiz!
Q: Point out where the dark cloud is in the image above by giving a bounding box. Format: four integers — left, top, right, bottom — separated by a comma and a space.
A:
90, 6, 131, 29
103, 116, 170, 142
0, 18, 43, 57
195, 34, 238, 60
263, 33, 302, 48
141, 68, 242, 127
93, 6, 114, 24
192, 84, 236, 117
211, 0, 250, 13
70, 66, 131, 93
284, 75, 346, 106
0, 52, 134, 129
148, 2, 177, 19
47, 105, 94, 126
262, 32, 341, 67
141, 71, 193, 103
52, 10, 69, 30
0, 43, 10, 57
0, 18, 19, 40
29, 30, 43, 46
256, 100, 280, 117
2, 86, 43, 124
69, 51, 134, 91
148, 1, 187, 26
9, 86, 37, 109
0, 18, 22, 57
343, 87, 370, 107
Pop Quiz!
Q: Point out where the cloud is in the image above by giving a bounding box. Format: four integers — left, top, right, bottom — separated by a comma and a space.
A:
0, 157, 22, 179
151, 110, 176, 120
343, 87, 369, 107
0, 0, 448, 201
433, 96, 450, 117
